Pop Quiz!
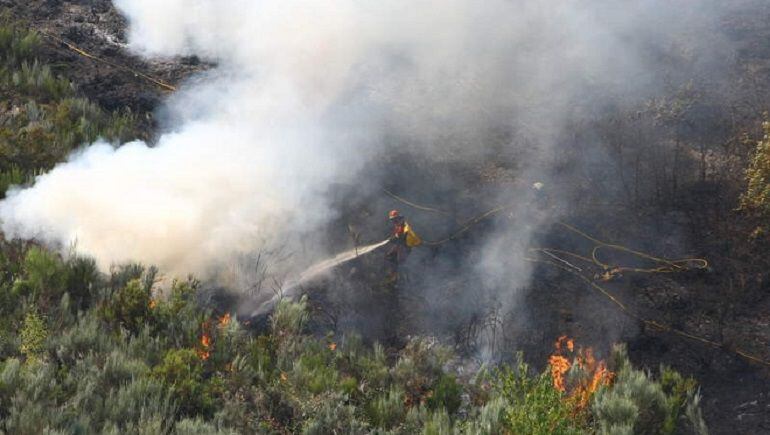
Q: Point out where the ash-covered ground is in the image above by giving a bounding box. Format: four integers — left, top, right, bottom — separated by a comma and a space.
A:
7, 1, 770, 433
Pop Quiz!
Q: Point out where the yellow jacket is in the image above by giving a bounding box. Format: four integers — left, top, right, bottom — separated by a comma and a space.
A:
403, 223, 422, 248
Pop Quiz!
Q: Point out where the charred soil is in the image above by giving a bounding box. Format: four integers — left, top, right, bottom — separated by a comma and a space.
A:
7, 0, 770, 433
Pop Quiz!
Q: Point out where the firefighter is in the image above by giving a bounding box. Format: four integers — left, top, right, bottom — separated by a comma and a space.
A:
385, 209, 421, 281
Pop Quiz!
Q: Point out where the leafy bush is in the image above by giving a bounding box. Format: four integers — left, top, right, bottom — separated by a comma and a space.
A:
50, 311, 115, 365
393, 337, 452, 407
19, 309, 47, 363
499, 357, 584, 435
64, 255, 100, 311
153, 348, 213, 417
174, 417, 234, 435
151, 278, 204, 348
11, 60, 72, 100
0, 22, 40, 68
591, 345, 707, 435
0, 165, 25, 198
102, 278, 152, 334
292, 351, 338, 395
0, 20, 139, 176
301, 394, 368, 434
738, 118, 770, 240
0, 245, 708, 434
367, 386, 406, 429
741, 120, 770, 217
461, 397, 507, 434
427, 374, 462, 415
14, 246, 66, 306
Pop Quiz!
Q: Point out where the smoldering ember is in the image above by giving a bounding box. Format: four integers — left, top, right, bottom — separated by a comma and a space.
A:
0, 0, 768, 433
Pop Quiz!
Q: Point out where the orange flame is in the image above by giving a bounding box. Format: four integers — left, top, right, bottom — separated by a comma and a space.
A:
196, 314, 233, 361
548, 336, 614, 413
197, 320, 212, 360
197, 332, 211, 360
218, 312, 231, 328
549, 354, 571, 392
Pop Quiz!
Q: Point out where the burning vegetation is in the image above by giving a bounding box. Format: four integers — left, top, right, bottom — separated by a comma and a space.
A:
197, 321, 212, 360
548, 336, 614, 414
0, 0, 769, 432
197, 313, 233, 360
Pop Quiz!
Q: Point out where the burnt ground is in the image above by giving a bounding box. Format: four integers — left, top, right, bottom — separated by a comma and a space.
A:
301, 204, 770, 434
7, 0, 770, 433
526, 212, 770, 434
4, 0, 207, 133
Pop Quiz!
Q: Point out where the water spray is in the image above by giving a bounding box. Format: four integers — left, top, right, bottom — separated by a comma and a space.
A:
249, 239, 389, 317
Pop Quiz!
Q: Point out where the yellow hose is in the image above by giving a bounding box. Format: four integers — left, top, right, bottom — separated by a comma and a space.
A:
39, 30, 177, 92
384, 189, 769, 367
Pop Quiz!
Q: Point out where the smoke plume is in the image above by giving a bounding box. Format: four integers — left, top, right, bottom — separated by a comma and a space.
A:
0, 0, 724, 293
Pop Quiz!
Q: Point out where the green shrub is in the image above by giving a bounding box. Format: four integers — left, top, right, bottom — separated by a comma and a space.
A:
0, 98, 138, 173
0, 22, 41, 68
367, 386, 406, 429
0, 358, 22, 419
338, 375, 358, 396
591, 345, 706, 435
0, 165, 25, 198
461, 397, 507, 435
659, 365, 701, 433
65, 255, 100, 311
16, 246, 66, 306
393, 338, 452, 406
11, 60, 72, 100
301, 396, 368, 435
103, 278, 152, 334
153, 348, 213, 417
108, 263, 145, 290
427, 374, 462, 415
741, 120, 770, 218
499, 357, 584, 435
422, 408, 452, 435
101, 350, 150, 387
355, 341, 389, 391
174, 417, 235, 435
20, 309, 47, 363
2, 361, 60, 433
272, 296, 309, 338
152, 278, 204, 348
293, 351, 338, 394
685, 391, 708, 435
0, 243, 711, 434
247, 334, 276, 382
51, 311, 115, 365
0, 18, 139, 177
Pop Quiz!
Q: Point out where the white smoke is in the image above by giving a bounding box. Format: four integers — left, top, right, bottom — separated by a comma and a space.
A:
0, 0, 720, 280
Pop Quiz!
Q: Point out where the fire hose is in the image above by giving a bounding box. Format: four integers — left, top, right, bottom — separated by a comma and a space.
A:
383, 188, 770, 368
24, 29, 768, 366
383, 188, 511, 246
38, 30, 177, 92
